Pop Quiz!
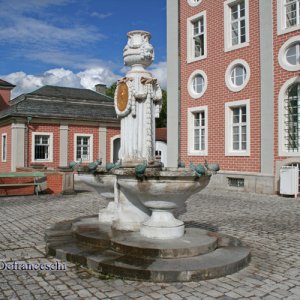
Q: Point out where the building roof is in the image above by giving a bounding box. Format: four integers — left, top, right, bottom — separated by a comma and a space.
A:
156, 127, 167, 142
0, 79, 15, 89
0, 85, 118, 123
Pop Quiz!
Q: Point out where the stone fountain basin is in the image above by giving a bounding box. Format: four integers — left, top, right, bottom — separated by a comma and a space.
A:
117, 171, 211, 210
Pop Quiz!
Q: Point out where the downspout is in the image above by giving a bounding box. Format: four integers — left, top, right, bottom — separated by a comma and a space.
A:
25, 116, 32, 168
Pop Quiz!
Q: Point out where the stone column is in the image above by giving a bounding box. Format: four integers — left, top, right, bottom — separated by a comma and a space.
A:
167, 0, 180, 168
11, 123, 25, 171
99, 127, 107, 165
59, 125, 68, 167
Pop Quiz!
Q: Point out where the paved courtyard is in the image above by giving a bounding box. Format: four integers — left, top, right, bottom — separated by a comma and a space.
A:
0, 182, 300, 300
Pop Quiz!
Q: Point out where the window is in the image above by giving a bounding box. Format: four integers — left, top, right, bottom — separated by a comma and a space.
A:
225, 99, 250, 156
74, 134, 93, 162
1, 134, 7, 162
188, 106, 208, 156
187, 11, 207, 62
188, 70, 208, 98
225, 59, 250, 92
279, 77, 300, 156
284, 83, 300, 152
278, 0, 300, 34
224, 0, 249, 52
32, 133, 53, 162
278, 36, 300, 71
285, 0, 300, 28
188, 0, 202, 7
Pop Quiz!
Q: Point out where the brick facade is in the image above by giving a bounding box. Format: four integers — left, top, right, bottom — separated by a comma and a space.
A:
173, 0, 300, 193
0, 124, 11, 172
180, 0, 262, 172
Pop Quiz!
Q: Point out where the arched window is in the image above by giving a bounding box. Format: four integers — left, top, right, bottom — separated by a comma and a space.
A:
285, 83, 300, 152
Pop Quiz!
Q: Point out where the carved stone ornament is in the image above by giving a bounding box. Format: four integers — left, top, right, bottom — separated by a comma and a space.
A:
114, 79, 132, 117
116, 82, 129, 112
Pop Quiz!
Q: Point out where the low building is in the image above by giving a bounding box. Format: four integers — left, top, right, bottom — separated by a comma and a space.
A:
155, 128, 167, 166
0, 82, 120, 172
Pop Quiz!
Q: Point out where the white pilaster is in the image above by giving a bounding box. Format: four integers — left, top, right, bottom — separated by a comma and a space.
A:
59, 125, 69, 167
11, 123, 25, 171
99, 127, 107, 165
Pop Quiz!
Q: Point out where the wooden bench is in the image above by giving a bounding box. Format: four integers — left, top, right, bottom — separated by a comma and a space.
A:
0, 172, 46, 196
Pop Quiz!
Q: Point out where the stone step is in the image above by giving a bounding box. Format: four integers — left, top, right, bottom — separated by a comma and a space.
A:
48, 241, 250, 282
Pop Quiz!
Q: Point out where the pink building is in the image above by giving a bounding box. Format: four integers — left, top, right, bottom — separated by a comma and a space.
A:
0, 83, 120, 172
167, 0, 300, 194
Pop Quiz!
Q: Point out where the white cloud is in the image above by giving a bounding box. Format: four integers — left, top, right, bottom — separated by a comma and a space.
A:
149, 61, 167, 90
2, 67, 119, 99
2, 60, 167, 99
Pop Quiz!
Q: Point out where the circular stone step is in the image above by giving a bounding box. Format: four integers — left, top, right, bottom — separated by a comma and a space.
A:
45, 216, 251, 282
110, 228, 217, 258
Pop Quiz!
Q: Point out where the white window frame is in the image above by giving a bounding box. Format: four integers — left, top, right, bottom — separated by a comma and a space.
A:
188, 69, 208, 99
1, 133, 7, 162
74, 133, 93, 163
278, 77, 300, 156
224, 0, 250, 52
187, 0, 202, 7
187, 11, 207, 63
277, 0, 300, 35
225, 59, 251, 92
32, 132, 53, 162
188, 106, 208, 156
278, 35, 300, 71
225, 99, 250, 156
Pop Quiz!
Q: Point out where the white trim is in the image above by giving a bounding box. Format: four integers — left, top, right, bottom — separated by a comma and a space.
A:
110, 135, 121, 163
188, 106, 208, 156
1, 133, 7, 162
32, 132, 53, 163
188, 70, 208, 99
278, 77, 300, 156
278, 35, 300, 72
224, 0, 250, 52
187, 11, 207, 63
277, 0, 300, 35
74, 133, 93, 163
225, 59, 250, 92
187, 0, 202, 7
225, 99, 251, 156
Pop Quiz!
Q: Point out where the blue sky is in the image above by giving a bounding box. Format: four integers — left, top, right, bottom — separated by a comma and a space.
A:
0, 0, 167, 97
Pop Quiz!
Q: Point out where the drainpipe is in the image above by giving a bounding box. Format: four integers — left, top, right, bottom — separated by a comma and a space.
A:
25, 116, 32, 168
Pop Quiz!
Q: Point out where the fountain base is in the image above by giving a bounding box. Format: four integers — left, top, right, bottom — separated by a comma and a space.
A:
46, 216, 250, 282
140, 210, 184, 239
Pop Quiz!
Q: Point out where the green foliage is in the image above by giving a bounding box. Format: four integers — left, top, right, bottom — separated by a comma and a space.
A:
105, 82, 117, 98
156, 89, 167, 128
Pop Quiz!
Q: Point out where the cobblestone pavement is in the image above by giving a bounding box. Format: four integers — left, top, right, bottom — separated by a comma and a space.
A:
0, 182, 300, 300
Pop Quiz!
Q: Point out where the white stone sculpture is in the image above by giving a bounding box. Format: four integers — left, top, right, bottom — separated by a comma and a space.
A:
114, 30, 162, 165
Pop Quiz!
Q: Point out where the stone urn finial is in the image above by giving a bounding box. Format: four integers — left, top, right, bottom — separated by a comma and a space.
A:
123, 30, 154, 70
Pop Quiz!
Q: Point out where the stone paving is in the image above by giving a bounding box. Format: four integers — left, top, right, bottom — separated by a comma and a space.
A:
0, 182, 300, 300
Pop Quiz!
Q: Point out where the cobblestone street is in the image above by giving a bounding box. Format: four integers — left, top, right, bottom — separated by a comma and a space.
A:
0, 182, 300, 300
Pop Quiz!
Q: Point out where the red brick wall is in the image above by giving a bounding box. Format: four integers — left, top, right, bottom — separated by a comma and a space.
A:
28, 124, 60, 168
107, 127, 120, 163
46, 173, 63, 194
273, 4, 300, 166
180, 0, 261, 172
0, 124, 12, 172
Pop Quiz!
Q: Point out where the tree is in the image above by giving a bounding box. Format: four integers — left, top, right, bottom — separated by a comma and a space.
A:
156, 89, 167, 128
106, 83, 167, 128
105, 82, 117, 98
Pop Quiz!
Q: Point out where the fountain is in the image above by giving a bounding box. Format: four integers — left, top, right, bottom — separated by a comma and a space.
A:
46, 31, 250, 282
